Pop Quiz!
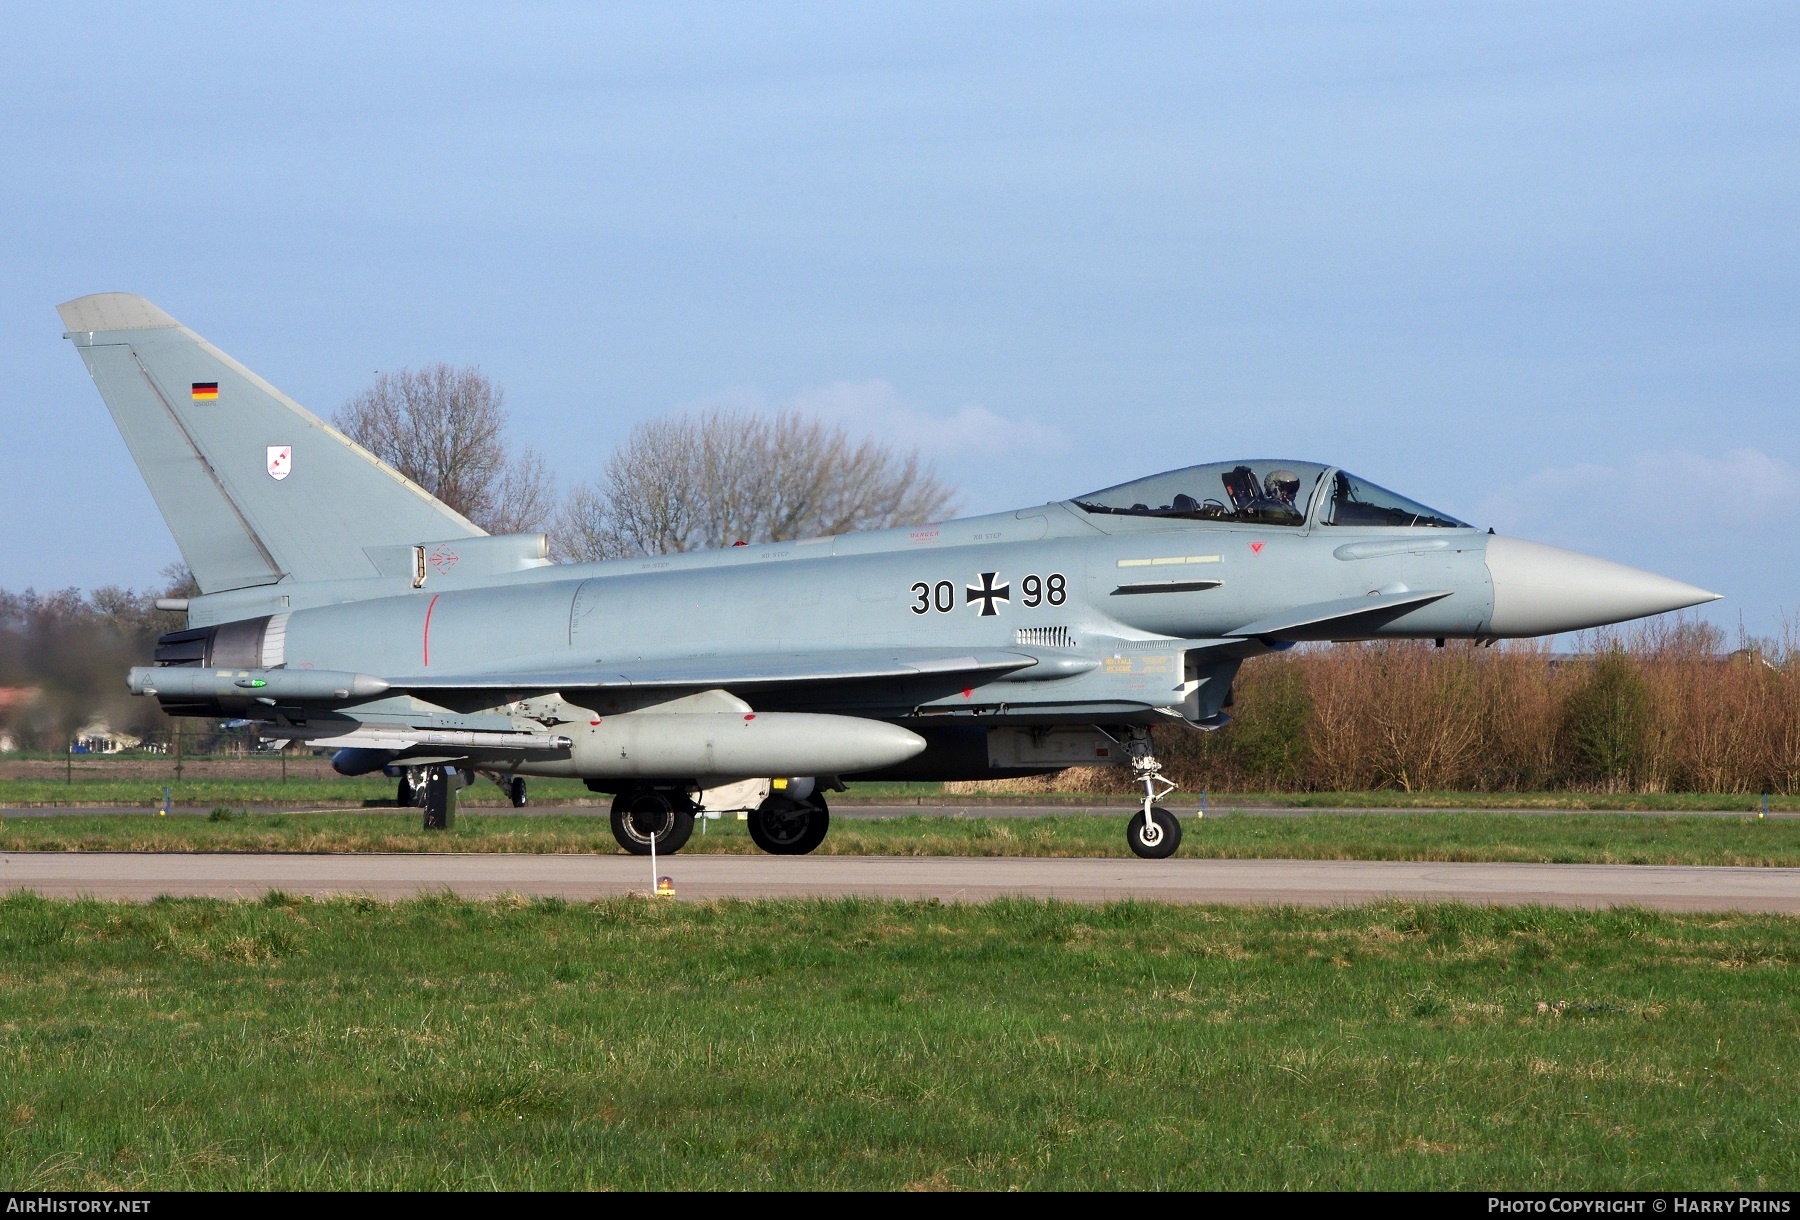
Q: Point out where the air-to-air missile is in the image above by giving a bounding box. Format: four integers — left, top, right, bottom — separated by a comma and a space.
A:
61, 294, 1719, 858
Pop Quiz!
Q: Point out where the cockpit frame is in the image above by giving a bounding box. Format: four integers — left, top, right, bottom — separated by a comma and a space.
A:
1067, 460, 1469, 534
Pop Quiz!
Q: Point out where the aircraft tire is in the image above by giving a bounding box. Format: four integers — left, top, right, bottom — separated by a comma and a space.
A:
747, 793, 830, 855
396, 776, 414, 808
1127, 806, 1181, 859
507, 777, 528, 808
609, 789, 696, 856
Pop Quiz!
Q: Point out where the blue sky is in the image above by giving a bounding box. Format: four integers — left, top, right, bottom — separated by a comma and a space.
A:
3, 3, 1795, 636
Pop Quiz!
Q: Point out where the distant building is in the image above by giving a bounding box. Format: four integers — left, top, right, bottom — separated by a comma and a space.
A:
73, 721, 142, 754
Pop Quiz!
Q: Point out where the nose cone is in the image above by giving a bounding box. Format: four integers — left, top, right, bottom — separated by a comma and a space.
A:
1485, 536, 1720, 637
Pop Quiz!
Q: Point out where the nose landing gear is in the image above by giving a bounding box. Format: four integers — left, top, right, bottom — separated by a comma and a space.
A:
1123, 729, 1181, 859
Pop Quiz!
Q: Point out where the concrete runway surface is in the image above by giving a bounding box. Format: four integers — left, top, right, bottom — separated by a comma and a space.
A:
1, 853, 1796, 911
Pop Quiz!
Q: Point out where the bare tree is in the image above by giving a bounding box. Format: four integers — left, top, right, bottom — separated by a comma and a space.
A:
485, 449, 557, 536
555, 410, 960, 560
159, 562, 200, 601
334, 364, 554, 534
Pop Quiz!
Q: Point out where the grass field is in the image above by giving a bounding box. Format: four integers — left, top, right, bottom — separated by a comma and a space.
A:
0, 894, 1792, 1189
3, 810, 1798, 866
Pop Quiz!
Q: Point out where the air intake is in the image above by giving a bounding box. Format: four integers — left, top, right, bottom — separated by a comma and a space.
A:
1015, 626, 1074, 648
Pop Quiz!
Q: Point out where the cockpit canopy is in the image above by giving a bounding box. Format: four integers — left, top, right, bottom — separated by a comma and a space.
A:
1072, 460, 1468, 529
1074, 460, 1327, 526
1320, 469, 1467, 528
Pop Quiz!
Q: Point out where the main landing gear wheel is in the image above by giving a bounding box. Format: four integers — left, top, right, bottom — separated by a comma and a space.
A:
748, 792, 831, 855
610, 789, 696, 856
1127, 806, 1182, 859
506, 777, 528, 808
396, 775, 416, 808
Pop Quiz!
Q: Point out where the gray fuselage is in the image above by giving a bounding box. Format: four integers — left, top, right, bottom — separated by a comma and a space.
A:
182, 494, 1490, 740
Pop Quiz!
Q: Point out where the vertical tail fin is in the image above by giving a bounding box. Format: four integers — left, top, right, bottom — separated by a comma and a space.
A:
59, 293, 482, 594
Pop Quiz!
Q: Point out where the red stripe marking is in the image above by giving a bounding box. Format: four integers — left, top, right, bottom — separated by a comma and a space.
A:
422, 593, 440, 666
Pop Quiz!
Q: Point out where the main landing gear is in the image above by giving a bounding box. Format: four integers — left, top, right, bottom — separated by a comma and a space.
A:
400, 770, 526, 815
1122, 728, 1181, 859
606, 784, 830, 856
402, 765, 470, 830
610, 788, 697, 856
747, 789, 830, 855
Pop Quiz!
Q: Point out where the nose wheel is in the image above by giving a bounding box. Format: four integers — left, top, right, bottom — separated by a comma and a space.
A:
747, 792, 831, 855
1127, 806, 1182, 858
1122, 728, 1182, 859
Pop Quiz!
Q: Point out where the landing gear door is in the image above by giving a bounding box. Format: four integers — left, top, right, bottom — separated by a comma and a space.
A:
1180, 650, 1242, 728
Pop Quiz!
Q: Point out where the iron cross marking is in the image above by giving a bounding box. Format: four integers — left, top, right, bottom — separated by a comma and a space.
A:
966, 571, 1010, 616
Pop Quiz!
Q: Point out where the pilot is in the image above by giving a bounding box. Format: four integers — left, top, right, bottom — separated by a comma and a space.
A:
1263, 469, 1301, 508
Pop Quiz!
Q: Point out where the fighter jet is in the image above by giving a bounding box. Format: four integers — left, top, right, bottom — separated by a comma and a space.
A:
59, 293, 1720, 857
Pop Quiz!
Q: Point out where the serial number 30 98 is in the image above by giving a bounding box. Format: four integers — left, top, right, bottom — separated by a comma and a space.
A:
909, 572, 1066, 614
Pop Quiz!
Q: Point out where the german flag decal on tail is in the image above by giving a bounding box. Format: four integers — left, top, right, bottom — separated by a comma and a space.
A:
191, 382, 219, 401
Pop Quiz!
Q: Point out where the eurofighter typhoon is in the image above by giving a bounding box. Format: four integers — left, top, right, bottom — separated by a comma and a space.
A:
60, 294, 1720, 857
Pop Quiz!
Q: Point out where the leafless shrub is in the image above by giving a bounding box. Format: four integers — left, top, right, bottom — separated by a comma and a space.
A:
1764, 616, 1800, 794
944, 767, 1127, 796
1303, 643, 1494, 791
1626, 617, 1797, 794
1067, 613, 1800, 795
335, 364, 554, 535
554, 409, 960, 560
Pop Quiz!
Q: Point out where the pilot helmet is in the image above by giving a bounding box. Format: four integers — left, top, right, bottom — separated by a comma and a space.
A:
1263, 469, 1301, 503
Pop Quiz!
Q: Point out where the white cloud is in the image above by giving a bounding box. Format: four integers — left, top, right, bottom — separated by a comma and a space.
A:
680, 379, 1068, 458
1475, 448, 1800, 544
